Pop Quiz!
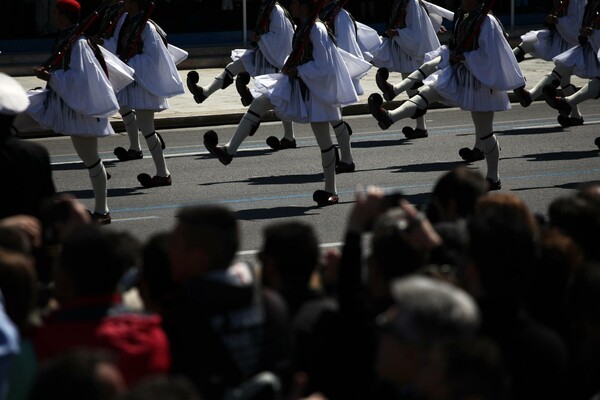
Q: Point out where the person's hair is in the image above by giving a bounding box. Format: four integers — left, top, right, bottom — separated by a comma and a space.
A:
370, 208, 428, 282
123, 375, 202, 400
439, 337, 509, 400
30, 349, 121, 400
429, 167, 488, 223
566, 261, 600, 325
383, 275, 480, 348
298, 0, 319, 13
468, 192, 539, 299
0, 226, 32, 255
59, 225, 140, 296
175, 205, 239, 271
140, 231, 175, 306
0, 114, 16, 136
0, 249, 37, 332
260, 221, 319, 287
548, 194, 600, 262
56, 4, 81, 24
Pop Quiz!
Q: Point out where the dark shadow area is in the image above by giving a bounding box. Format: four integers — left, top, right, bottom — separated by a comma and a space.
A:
51, 160, 119, 172
511, 180, 600, 193
498, 126, 565, 136
235, 205, 322, 221
245, 173, 323, 186
193, 148, 273, 162
520, 150, 599, 162
59, 187, 144, 200
392, 160, 467, 174
352, 138, 406, 148
199, 172, 323, 186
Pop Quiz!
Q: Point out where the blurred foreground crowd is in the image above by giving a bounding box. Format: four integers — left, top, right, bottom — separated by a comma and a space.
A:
0, 159, 599, 399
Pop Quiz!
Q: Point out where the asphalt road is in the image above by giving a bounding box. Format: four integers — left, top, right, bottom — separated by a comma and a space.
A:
39, 101, 600, 262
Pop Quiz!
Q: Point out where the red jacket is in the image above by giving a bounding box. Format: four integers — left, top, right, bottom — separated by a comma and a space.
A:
32, 295, 170, 386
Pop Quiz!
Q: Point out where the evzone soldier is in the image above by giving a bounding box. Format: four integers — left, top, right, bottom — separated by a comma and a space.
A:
203, 0, 361, 206
314, 0, 374, 173
14, 0, 134, 224
369, 0, 527, 191
369, 0, 444, 140
540, 0, 600, 125
186, 0, 298, 150
512, 0, 586, 126
103, 0, 187, 188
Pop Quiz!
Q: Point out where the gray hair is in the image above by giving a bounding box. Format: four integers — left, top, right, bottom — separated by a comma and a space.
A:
381, 275, 480, 347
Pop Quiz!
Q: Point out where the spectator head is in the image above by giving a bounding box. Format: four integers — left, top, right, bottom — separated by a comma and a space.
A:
467, 192, 539, 300
30, 349, 125, 400
375, 275, 479, 390
169, 205, 239, 283
549, 191, 600, 262
427, 167, 488, 224
55, 225, 140, 301
259, 221, 319, 293
0, 249, 37, 333
55, 0, 81, 25
0, 225, 32, 255
123, 375, 202, 400
0, 73, 29, 136
368, 207, 430, 292
139, 231, 176, 314
420, 337, 509, 400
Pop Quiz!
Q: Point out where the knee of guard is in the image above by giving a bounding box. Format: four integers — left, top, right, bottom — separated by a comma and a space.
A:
481, 132, 498, 154
592, 78, 600, 99
249, 120, 261, 136
222, 69, 234, 89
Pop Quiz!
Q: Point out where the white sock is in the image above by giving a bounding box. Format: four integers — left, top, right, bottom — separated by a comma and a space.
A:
566, 78, 600, 107
203, 60, 244, 98
332, 120, 353, 164
88, 160, 109, 214
71, 136, 108, 214
312, 122, 336, 194
226, 95, 271, 154
406, 87, 426, 130
137, 110, 169, 177
282, 120, 295, 141
389, 94, 428, 123
472, 111, 498, 181
528, 70, 561, 100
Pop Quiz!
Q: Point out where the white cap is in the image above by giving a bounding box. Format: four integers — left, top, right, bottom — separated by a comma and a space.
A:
0, 72, 29, 116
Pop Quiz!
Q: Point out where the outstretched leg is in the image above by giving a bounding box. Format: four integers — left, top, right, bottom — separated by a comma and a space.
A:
512, 40, 534, 63
187, 59, 245, 103
472, 111, 501, 190
369, 85, 440, 130
545, 77, 600, 124
71, 135, 110, 223
204, 95, 272, 165
376, 56, 442, 101
402, 73, 428, 139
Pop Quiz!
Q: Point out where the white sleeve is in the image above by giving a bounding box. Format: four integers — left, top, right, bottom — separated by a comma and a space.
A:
126, 22, 184, 98
463, 16, 526, 91
393, 0, 440, 57
49, 38, 119, 118
556, 0, 586, 46
257, 4, 294, 69
334, 10, 363, 60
